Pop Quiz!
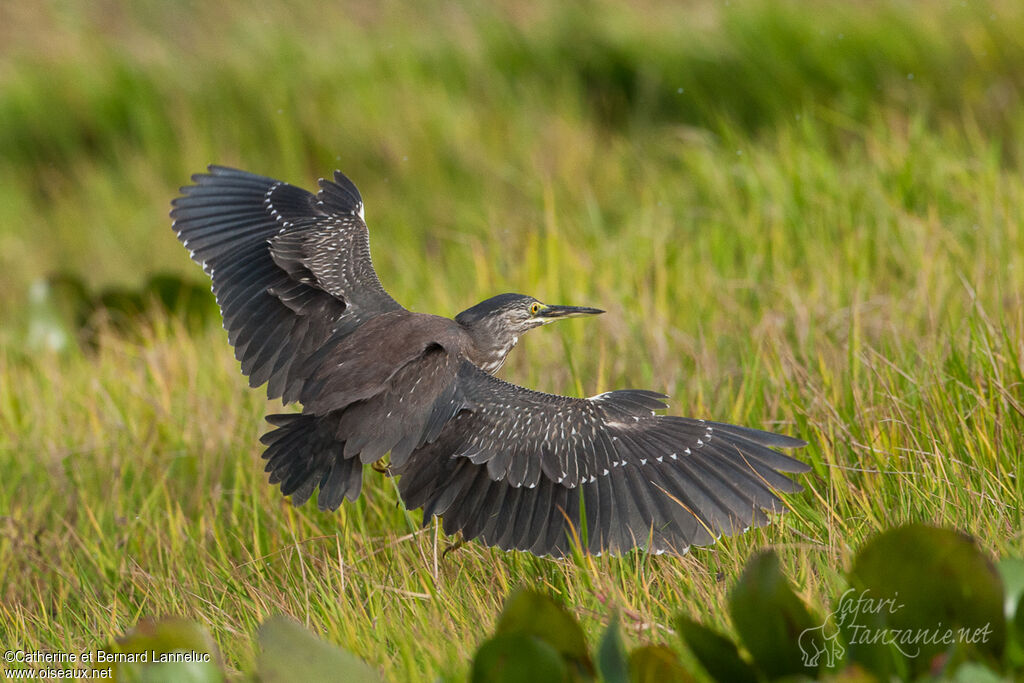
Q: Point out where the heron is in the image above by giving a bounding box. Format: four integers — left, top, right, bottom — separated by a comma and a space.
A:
170, 166, 809, 556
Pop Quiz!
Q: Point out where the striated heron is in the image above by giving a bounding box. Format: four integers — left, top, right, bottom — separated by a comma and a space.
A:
170, 166, 809, 556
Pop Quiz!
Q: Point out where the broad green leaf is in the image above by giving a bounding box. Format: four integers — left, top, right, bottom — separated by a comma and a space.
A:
257, 615, 382, 683
495, 588, 594, 676
998, 558, 1024, 622
818, 663, 879, 682
847, 524, 1005, 680
597, 613, 629, 683
728, 549, 819, 679
999, 558, 1024, 668
1013, 594, 1024, 670
676, 615, 757, 683
627, 645, 691, 683
472, 634, 569, 683
947, 662, 1005, 683
112, 617, 222, 683
1017, 593, 1024, 644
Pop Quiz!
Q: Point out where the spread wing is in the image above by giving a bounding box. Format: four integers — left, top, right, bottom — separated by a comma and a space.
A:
396, 362, 809, 556
170, 166, 403, 402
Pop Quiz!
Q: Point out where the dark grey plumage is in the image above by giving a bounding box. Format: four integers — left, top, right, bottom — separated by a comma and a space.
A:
171, 165, 810, 557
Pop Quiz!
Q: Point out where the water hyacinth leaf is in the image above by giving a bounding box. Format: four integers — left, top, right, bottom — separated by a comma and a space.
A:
113, 617, 222, 683
999, 558, 1024, 622
848, 524, 1005, 679
495, 588, 594, 676
1000, 558, 1024, 668
257, 615, 382, 683
627, 645, 691, 683
947, 662, 1006, 683
676, 615, 758, 683
471, 633, 568, 683
823, 664, 881, 682
728, 549, 819, 679
597, 613, 629, 683
1014, 595, 1024, 669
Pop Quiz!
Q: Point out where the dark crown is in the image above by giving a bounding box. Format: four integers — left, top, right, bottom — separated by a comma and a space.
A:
455, 293, 531, 326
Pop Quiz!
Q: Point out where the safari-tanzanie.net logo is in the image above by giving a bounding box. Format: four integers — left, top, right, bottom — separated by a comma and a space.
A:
798, 588, 995, 669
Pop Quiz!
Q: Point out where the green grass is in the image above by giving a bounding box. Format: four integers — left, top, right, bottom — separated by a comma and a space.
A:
1, 0, 1023, 679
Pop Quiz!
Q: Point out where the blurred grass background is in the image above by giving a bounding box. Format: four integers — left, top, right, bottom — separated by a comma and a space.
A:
1, 0, 1022, 679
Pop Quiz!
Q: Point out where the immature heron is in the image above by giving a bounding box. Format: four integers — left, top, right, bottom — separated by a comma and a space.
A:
171, 166, 809, 556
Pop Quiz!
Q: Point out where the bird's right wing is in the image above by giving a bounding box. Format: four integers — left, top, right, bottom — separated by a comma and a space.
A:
396, 362, 809, 556
171, 166, 404, 402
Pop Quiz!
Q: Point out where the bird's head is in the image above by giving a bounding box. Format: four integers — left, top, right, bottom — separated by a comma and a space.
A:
456, 293, 603, 372
456, 293, 604, 336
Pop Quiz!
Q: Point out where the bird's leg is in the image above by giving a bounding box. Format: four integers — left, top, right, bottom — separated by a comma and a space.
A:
441, 533, 465, 560
371, 458, 390, 475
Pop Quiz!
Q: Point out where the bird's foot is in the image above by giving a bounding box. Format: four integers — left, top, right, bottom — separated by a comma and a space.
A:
441, 537, 465, 560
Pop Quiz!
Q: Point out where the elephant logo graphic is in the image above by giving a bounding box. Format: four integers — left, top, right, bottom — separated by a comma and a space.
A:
798, 613, 845, 669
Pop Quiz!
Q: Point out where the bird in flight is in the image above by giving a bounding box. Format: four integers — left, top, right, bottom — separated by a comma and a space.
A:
171, 166, 809, 556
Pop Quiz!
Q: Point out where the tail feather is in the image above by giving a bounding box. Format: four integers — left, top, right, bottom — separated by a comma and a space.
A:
261, 413, 362, 510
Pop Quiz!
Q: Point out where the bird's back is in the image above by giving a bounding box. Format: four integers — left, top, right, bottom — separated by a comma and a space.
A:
297, 310, 470, 415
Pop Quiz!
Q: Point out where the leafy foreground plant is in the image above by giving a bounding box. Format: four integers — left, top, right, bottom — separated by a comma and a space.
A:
471, 529, 1020, 682
674, 525, 1019, 683
109, 616, 382, 683
79, 524, 1022, 681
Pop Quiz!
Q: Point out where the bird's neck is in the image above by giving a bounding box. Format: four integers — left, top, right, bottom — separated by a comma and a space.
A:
462, 326, 519, 375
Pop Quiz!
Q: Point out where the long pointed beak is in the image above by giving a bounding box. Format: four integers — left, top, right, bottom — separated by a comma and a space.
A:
536, 304, 605, 321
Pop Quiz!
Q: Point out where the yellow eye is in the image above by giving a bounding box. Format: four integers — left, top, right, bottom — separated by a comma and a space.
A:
530, 302, 542, 315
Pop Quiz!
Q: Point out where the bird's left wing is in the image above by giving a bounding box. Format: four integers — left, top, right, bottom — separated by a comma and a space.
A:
396, 361, 809, 555
171, 166, 404, 402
